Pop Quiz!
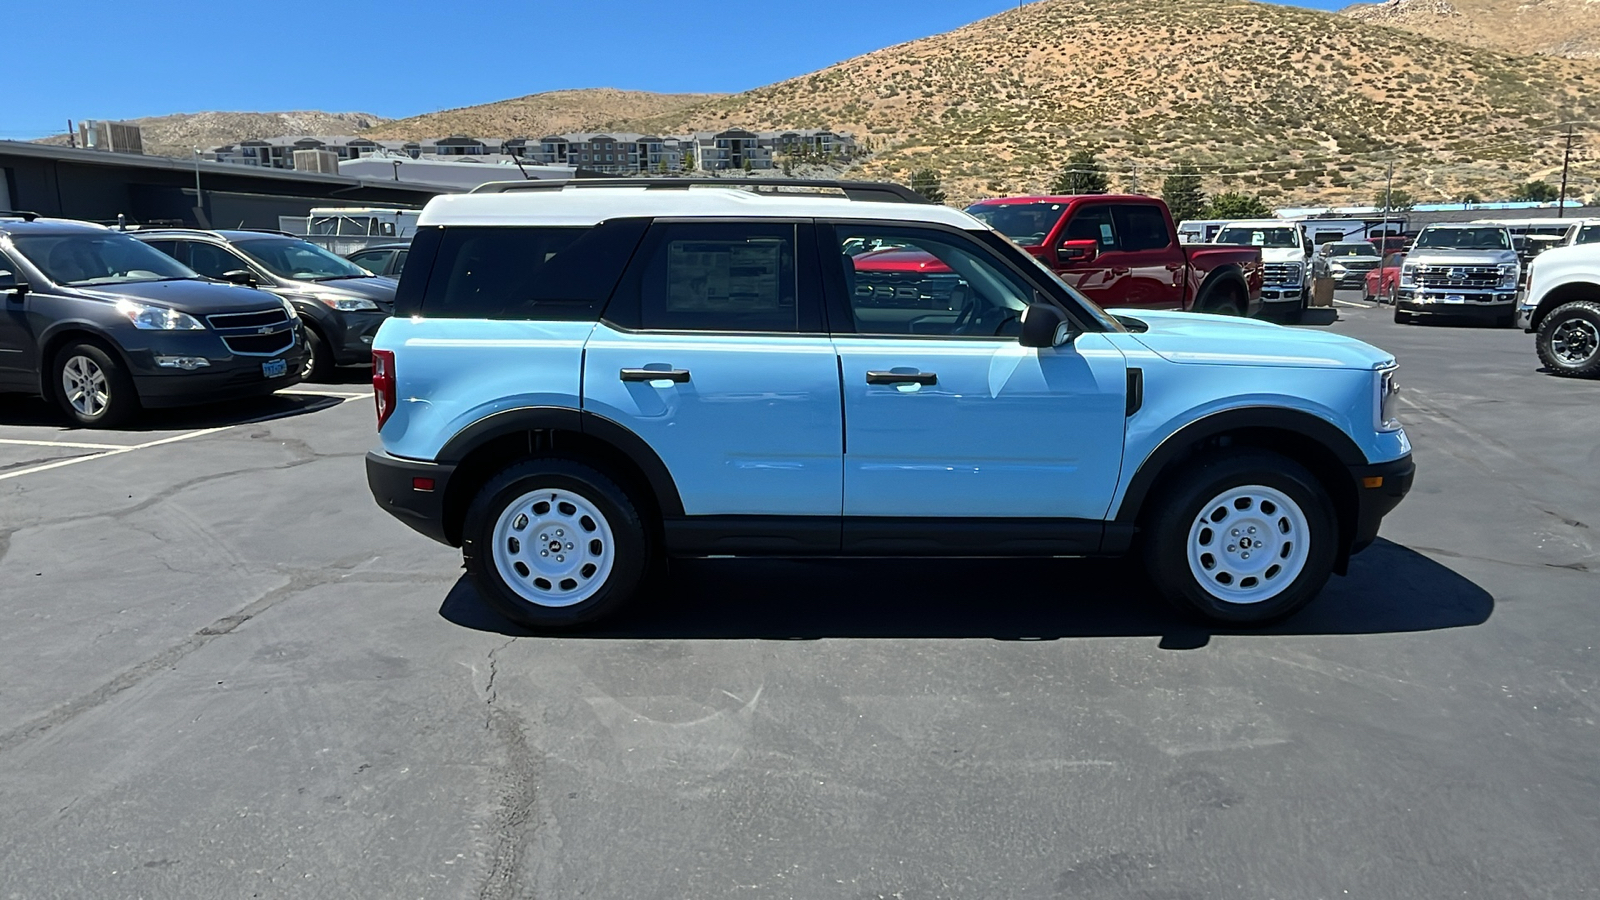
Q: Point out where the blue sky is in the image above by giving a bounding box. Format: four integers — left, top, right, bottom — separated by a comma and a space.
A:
3, 0, 1344, 140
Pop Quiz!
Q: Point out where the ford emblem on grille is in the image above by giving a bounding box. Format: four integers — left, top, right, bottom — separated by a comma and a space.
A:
1449, 268, 1465, 280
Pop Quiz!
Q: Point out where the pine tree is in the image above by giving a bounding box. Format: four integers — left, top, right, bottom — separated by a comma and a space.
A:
910, 168, 946, 203
1050, 149, 1109, 195
1161, 164, 1207, 222
1207, 192, 1272, 219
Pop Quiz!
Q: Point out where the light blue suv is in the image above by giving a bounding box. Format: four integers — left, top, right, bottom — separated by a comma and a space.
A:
366, 179, 1414, 629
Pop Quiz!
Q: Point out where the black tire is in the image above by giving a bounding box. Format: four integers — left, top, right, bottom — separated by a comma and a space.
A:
1141, 450, 1338, 626
52, 341, 139, 428
300, 326, 333, 383
1196, 280, 1246, 316
1394, 309, 1411, 325
1385, 282, 1398, 306
462, 458, 653, 629
1535, 301, 1600, 378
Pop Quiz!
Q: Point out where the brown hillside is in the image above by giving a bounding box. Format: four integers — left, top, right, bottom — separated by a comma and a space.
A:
36, 111, 388, 159
364, 89, 725, 141
1342, 0, 1600, 59
603, 0, 1600, 206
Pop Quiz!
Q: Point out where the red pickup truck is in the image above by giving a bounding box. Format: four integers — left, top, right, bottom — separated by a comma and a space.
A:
957, 195, 1265, 315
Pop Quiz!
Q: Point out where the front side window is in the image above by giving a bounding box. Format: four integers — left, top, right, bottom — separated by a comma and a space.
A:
185, 241, 249, 279
233, 238, 371, 281
627, 222, 800, 333
835, 225, 1031, 338
11, 233, 196, 287
1062, 206, 1118, 249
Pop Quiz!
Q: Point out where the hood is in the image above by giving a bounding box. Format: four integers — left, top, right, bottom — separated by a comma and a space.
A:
1115, 309, 1394, 370
276, 275, 398, 302
74, 279, 285, 313
1403, 249, 1517, 267
1258, 247, 1307, 264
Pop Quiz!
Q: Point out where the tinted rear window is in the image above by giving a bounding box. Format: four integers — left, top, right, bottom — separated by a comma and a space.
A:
415, 220, 648, 319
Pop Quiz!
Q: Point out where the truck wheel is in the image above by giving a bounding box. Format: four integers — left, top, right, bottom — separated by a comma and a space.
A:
462, 458, 652, 629
53, 341, 139, 428
1142, 450, 1338, 626
1196, 282, 1245, 316
1394, 309, 1411, 325
1536, 300, 1600, 377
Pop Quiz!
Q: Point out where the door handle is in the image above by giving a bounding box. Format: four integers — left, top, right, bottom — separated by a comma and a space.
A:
620, 368, 690, 383
866, 370, 937, 386
1111, 267, 1131, 276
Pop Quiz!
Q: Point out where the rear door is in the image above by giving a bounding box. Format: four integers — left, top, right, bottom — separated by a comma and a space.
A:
582, 219, 843, 519
1108, 203, 1187, 309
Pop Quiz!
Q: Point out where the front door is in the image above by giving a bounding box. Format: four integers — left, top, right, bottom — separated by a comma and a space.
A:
582, 219, 843, 518
826, 222, 1128, 525
0, 251, 35, 388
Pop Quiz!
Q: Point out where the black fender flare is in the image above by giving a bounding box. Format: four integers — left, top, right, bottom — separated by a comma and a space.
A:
1114, 405, 1366, 525
437, 406, 685, 517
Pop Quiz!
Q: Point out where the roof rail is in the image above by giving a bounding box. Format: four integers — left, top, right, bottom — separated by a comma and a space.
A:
0, 210, 41, 222
469, 177, 929, 204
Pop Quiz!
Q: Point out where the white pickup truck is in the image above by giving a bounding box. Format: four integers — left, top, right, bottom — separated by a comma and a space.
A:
1519, 243, 1600, 377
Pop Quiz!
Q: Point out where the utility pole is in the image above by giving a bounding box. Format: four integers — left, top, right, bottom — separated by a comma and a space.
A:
1382, 159, 1394, 253
1558, 125, 1574, 218
192, 148, 206, 227
67, 120, 75, 148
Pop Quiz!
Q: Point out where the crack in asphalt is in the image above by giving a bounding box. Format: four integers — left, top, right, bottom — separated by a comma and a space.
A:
475, 638, 540, 900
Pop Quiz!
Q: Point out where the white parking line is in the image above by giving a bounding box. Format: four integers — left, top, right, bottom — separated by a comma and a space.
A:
0, 438, 128, 451
1334, 299, 1376, 309
281, 388, 368, 399
0, 426, 231, 483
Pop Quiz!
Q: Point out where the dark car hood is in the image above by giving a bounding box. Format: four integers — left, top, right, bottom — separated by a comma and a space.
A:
281, 276, 398, 302
75, 279, 285, 313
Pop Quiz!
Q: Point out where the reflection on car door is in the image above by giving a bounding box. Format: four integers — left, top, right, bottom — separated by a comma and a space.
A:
826, 222, 1128, 534
582, 220, 843, 519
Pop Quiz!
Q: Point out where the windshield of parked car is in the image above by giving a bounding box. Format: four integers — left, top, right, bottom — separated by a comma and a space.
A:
233, 237, 373, 281
10, 232, 198, 286
964, 203, 1066, 246
1325, 243, 1378, 257
1215, 226, 1299, 249
1414, 227, 1510, 250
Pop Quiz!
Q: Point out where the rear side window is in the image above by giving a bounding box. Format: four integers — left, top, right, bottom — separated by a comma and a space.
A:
1111, 205, 1172, 252
415, 220, 648, 320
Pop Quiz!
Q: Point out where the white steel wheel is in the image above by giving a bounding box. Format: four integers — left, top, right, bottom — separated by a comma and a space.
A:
1186, 484, 1311, 605
61, 355, 110, 418
491, 487, 617, 608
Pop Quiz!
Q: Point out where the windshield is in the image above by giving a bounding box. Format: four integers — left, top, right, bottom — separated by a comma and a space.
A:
1414, 227, 1510, 250
10, 232, 198, 286
1215, 226, 1299, 249
1325, 243, 1378, 257
234, 238, 372, 281
971, 229, 1125, 333
965, 203, 1066, 246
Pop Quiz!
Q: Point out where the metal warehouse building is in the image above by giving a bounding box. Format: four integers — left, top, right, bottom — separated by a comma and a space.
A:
0, 141, 446, 229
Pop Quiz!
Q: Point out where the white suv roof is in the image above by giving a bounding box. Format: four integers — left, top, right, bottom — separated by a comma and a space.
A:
416, 182, 983, 230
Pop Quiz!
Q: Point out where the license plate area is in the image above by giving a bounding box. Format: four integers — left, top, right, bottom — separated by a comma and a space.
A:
1442, 294, 1465, 303
262, 358, 288, 378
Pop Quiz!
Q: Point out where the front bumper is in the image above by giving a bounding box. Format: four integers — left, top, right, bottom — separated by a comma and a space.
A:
1518, 304, 1536, 332
367, 450, 457, 545
1395, 289, 1516, 319
126, 325, 307, 408
1260, 286, 1305, 303
1347, 454, 1415, 557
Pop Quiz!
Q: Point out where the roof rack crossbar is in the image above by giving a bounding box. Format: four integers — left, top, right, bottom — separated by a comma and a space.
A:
469, 177, 928, 204
0, 210, 41, 222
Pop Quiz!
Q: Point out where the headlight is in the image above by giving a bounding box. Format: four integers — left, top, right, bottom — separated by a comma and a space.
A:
311, 291, 378, 312
1497, 263, 1519, 289
1376, 366, 1401, 432
279, 297, 299, 320
1329, 263, 1347, 274
1399, 264, 1417, 287
114, 299, 205, 331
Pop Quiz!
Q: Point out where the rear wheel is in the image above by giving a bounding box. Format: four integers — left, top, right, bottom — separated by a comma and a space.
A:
1142, 450, 1338, 626
462, 458, 652, 629
1536, 300, 1600, 377
1196, 281, 1246, 316
53, 341, 138, 428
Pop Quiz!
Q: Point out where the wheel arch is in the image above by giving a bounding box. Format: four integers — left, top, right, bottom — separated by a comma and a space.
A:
1192, 264, 1248, 312
38, 324, 135, 402
437, 406, 683, 547
1531, 281, 1600, 332
1115, 407, 1365, 573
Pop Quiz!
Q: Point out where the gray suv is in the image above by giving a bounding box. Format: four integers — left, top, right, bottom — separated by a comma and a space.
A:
0, 214, 305, 427
134, 229, 396, 381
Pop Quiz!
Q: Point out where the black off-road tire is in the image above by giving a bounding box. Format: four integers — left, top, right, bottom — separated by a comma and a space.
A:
462, 458, 653, 629
1535, 300, 1600, 378
1142, 450, 1339, 626
52, 341, 139, 428
1196, 280, 1246, 317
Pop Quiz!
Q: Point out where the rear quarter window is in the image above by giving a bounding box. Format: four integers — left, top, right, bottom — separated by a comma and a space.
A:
408, 220, 648, 320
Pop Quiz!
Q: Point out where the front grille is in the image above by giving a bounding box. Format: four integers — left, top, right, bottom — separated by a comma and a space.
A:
206, 308, 287, 330
1415, 265, 1501, 290
1263, 263, 1302, 287
205, 306, 295, 356
854, 273, 966, 309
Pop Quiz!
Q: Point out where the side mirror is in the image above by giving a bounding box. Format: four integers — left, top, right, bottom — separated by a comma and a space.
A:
1057, 239, 1099, 265
220, 269, 257, 286
1019, 302, 1073, 349
0, 269, 27, 300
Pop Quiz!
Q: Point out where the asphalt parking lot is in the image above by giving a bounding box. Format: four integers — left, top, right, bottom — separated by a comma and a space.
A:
1, 297, 1597, 899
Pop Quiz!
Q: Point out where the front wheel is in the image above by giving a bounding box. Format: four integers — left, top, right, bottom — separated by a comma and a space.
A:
1535, 301, 1600, 377
1142, 451, 1338, 625
300, 326, 333, 383
53, 341, 139, 428
462, 459, 652, 629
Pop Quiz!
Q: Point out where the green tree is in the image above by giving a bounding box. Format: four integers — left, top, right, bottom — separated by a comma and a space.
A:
1512, 180, 1559, 202
910, 168, 946, 203
1206, 192, 1272, 219
1051, 149, 1109, 195
1373, 188, 1415, 211
743, 157, 754, 173
1161, 164, 1207, 223
1460, 192, 1483, 205
680, 148, 695, 172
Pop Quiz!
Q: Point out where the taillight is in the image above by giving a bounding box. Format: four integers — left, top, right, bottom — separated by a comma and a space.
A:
372, 349, 396, 430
